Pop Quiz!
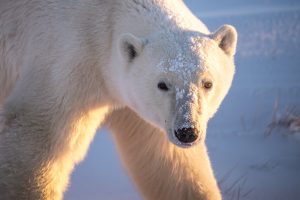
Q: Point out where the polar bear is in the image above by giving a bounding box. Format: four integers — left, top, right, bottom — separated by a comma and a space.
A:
0, 0, 237, 199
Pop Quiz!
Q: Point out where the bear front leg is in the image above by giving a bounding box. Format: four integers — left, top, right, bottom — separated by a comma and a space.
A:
106, 108, 222, 200
0, 98, 77, 200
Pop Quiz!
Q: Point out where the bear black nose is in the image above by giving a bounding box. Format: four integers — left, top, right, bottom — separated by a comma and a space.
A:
174, 127, 198, 143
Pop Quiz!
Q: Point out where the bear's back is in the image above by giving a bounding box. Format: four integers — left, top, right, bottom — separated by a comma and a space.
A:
0, 0, 114, 103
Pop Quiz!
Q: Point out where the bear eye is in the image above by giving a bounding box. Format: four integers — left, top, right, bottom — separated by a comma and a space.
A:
203, 81, 213, 90
157, 82, 169, 91
126, 43, 137, 62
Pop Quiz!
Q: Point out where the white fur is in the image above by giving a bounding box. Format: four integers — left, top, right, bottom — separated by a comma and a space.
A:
0, 0, 237, 199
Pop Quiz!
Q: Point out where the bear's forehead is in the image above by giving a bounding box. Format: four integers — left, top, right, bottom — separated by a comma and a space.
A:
155, 36, 219, 83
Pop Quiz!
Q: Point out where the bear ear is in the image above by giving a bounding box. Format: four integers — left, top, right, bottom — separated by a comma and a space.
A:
210, 25, 238, 57
119, 33, 145, 63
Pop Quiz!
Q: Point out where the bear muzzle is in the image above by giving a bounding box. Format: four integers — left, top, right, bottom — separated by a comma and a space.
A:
174, 127, 199, 143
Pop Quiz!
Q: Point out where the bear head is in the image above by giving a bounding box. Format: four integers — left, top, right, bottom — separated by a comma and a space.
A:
113, 25, 237, 147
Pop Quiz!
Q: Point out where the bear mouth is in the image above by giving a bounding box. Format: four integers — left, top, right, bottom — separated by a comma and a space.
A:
175, 140, 197, 148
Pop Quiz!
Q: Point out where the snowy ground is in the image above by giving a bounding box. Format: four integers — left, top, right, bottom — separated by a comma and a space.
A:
66, 1, 300, 199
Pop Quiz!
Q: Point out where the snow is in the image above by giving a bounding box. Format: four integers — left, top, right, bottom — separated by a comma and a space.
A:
65, 1, 300, 199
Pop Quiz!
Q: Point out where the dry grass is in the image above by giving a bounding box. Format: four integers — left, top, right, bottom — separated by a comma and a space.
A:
218, 166, 253, 200
265, 98, 300, 136
289, 117, 300, 132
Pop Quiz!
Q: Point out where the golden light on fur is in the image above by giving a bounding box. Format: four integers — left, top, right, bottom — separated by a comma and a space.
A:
0, 0, 237, 199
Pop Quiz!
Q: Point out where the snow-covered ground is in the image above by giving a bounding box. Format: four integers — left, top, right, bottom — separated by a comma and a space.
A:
65, 1, 300, 199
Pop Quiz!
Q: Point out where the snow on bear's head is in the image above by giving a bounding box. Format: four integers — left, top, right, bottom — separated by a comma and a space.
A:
114, 25, 237, 147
